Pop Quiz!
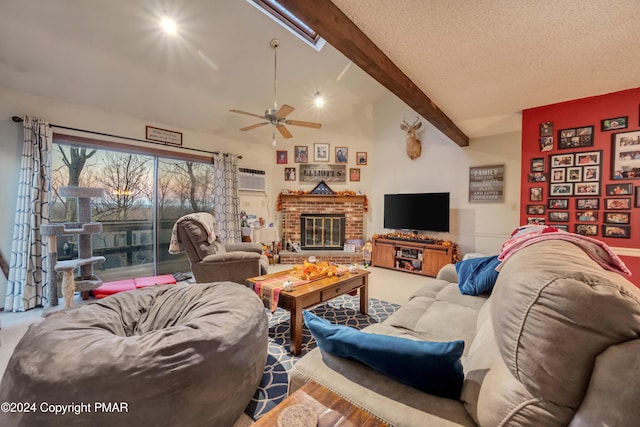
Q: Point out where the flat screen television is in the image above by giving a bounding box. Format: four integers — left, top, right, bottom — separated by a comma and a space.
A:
384, 192, 450, 232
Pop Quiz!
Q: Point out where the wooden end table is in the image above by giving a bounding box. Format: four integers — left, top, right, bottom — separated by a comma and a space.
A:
250, 380, 389, 426
247, 268, 370, 355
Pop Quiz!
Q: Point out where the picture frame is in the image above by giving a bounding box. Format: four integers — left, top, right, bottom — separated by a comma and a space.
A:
602, 225, 630, 239
530, 187, 543, 201
552, 224, 569, 232
528, 172, 547, 182
558, 125, 594, 149
276, 150, 288, 164
606, 183, 633, 195
284, 167, 296, 181
601, 116, 628, 131
611, 130, 640, 179
294, 145, 308, 163
540, 136, 553, 152
540, 121, 553, 137
550, 168, 566, 183
314, 143, 330, 162
566, 167, 582, 182
604, 211, 630, 225
531, 157, 545, 172
526, 204, 545, 215
575, 224, 598, 236
548, 198, 568, 209
550, 183, 573, 196
576, 198, 599, 210
575, 151, 601, 165
548, 211, 569, 222
583, 166, 599, 182
576, 211, 598, 222
527, 217, 545, 225
349, 168, 361, 182
335, 147, 348, 164
605, 198, 631, 210
551, 154, 574, 167
574, 182, 600, 195
636, 186, 640, 208
356, 151, 368, 165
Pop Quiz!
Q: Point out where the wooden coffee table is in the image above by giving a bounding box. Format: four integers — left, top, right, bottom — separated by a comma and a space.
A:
247, 268, 370, 355
251, 380, 389, 426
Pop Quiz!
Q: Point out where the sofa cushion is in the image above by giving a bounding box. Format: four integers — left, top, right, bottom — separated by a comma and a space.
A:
303, 311, 465, 399
478, 239, 640, 426
455, 255, 500, 295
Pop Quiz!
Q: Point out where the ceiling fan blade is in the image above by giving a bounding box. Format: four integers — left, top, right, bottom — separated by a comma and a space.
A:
276, 124, 293, 139
274, 104, 295, 119
285, 119, 322, 129
240, 122, 269, 131
229, 109, 265, 119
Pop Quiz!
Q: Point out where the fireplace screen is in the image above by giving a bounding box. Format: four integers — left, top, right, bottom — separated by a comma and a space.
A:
300, 213, 346, 250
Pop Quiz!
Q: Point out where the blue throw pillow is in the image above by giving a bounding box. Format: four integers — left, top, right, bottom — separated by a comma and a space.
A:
455, 255, 501, 296
303, 311, 464, 400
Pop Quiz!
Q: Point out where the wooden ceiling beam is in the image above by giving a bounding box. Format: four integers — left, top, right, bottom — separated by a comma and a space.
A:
278, 0, 469, 147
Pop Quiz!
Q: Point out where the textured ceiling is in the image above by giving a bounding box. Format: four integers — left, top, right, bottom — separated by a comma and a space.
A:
1, 0, 639, 142
331, 0, 640, 137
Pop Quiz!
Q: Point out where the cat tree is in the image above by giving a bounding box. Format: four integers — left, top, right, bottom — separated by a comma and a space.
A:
41, 187, 105, 308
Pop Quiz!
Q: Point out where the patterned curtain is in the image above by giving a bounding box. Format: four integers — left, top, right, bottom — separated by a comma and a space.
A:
213, 153, 241, 243
5, 117, 52, 312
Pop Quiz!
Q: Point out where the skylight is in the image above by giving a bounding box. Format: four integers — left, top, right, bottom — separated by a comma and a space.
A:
248, 0, 326, 51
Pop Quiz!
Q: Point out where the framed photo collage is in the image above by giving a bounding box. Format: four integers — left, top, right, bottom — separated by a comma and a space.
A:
528, 114, 640, 239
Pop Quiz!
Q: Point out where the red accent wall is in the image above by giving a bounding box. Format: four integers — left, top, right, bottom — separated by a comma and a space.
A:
521, 87, 640, 286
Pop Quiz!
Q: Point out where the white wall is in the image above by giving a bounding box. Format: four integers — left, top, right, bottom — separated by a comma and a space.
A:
370, 92, 522, 256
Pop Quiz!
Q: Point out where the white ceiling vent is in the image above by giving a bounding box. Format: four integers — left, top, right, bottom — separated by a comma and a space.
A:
238, 168, 267, 192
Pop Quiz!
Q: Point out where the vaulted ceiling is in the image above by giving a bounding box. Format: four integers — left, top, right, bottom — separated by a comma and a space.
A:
1, 0, 639, 147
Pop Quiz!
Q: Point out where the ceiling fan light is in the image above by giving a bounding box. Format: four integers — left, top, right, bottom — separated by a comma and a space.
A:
272, 132, 277, 147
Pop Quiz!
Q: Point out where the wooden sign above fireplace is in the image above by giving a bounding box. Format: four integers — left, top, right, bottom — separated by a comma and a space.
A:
299, 164, 346, 182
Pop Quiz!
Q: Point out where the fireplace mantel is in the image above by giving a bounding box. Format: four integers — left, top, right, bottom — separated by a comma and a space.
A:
280, 194, 366, 204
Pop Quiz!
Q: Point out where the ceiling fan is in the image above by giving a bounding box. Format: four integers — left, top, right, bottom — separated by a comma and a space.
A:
229, 38, 322, 140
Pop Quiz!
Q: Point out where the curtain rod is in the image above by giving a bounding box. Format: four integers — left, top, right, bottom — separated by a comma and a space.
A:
11, 116, 242, 159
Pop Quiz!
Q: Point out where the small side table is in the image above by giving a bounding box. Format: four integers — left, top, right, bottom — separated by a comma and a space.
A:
251, 381, 389, 427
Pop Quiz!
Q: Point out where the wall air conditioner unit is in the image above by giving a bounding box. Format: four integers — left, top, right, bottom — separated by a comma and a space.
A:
238, 168, 267, 192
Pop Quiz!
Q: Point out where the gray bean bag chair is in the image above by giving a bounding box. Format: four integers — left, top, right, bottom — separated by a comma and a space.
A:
0, 282, 268, 427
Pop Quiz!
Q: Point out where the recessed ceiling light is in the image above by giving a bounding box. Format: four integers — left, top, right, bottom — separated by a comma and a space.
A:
160, 17, 177, 35
314, 92, 325, 108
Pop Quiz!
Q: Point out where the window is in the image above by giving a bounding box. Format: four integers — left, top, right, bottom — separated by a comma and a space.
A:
51, 136, 215, 281
248, 0, 326, 51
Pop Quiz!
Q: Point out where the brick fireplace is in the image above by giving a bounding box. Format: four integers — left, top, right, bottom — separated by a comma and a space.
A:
279, 194, 366, 264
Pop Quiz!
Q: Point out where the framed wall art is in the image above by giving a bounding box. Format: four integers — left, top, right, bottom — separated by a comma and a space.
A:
349, 168, 361, 182
276, 150, 288, 164
549, 211, 569, 222
605, 183, 633, 196
550, 183, 573, 196
284, 167, 296, 181
527, 204, 545, 215
294, 145, 308, 163
558, 126, 594, 149
601, 116, 628, 131
605, 198, 631, 210
548, 198, 568, 209
604, 211, 630, 224
314, 143, 330, 162
531, 157, 545, 172
611, 130, 640, 179
575, 224, 598, 236
636, 186, 640, 207
548, 150, 602, 197
576, 211, 598, 222
356, 152, 368, 165
602, 225, 630, 238
530, 187, 543, 201
335, 147, 348, 164
576, 198, 599, 210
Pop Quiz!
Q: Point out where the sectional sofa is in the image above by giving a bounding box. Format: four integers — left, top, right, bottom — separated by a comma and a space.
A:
289, 239, 640, 426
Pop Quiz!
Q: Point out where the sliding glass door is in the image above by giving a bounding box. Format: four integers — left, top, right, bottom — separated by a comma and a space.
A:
51, 139, 215, 281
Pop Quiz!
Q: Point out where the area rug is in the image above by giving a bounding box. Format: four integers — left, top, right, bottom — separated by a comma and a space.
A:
244, 295, 400, 420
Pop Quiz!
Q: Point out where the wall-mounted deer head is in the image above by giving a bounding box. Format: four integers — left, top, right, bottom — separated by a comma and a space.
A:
401, 117, 423, 160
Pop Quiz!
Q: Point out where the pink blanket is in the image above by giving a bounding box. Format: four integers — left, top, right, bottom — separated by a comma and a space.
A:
499, 225, 631, 276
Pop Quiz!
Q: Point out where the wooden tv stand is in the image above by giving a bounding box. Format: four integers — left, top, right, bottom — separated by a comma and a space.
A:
372, 238, 453, 277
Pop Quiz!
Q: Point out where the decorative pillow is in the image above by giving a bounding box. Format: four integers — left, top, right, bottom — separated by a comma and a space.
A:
456, 255, 501, 296
303, 311, 464, 399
